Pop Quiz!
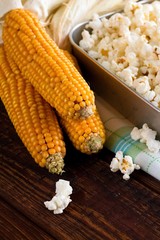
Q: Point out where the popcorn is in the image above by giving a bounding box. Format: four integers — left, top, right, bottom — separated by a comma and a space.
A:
155, 71, 160, 85
110, 151, 140, 180
152, 94, 160, 108
108, 13, 131, 37
124, 0, 142, 18
117, 68, 134, 87
79, 0, 160, 109
143, 90, 155, 102
133, 76, 150, 95
131, 123, 160, 153
152, 1, 160, 19
146, 138, 160, 153
139, 41, 153, 59
117, 66, 138, 87
97, 37, 110, 55
140, 66, 148, 75
143, 2, 154, 20
55, 179, 72, 196
152, 99, 159, 108
125, 52, 139, 67
101, 60, 111, 70
79, 30, 95, 51
132, 7, 145, 27
44, 179, 73, 214
144, 21, 157, 41
111, 58, 127, 73
86, 13, 103, 30
88, 50, 100, 59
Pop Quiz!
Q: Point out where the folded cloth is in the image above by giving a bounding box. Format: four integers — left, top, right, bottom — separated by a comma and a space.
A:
96, 96, 160, 181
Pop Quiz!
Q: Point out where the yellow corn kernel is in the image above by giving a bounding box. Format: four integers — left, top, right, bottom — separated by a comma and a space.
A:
62, 50, 82, 73
60, 111, 106, 154
3, 9, 96, 119
0, 46, 66, 174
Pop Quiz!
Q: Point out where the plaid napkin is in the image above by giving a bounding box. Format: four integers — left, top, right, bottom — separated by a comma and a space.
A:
96, 96, 160, 181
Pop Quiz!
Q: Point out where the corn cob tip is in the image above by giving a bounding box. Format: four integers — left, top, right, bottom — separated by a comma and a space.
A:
78, 105, 94, 119
86, 134, 104, 154
46, 153, 65, 174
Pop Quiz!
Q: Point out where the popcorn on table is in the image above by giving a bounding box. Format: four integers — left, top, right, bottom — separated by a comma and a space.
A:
44, 179, 73, 214
79, 0, 160, 109
131, 123, 160, 153
110, 151, 140, 180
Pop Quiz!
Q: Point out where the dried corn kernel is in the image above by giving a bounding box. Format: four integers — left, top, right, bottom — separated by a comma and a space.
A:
3, 9, 96, 119
0, 46, 66, 174
60, 111, 106, 154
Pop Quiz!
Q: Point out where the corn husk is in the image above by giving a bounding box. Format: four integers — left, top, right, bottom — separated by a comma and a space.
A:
0, 0, 125, 49
49, 0, 98, 51
23, 0, 67, 22
48, 0, 124, 51
0, 0, 23, 18
0, 24, 2, 44
0, 0, 67, 43
87, 0, 124, 19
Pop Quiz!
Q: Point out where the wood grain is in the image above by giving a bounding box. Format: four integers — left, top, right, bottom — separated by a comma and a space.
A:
0, 199, 56, 240
0, 99, 160, 240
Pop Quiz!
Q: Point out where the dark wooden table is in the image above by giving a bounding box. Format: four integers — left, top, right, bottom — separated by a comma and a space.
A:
0, 99, 160, 240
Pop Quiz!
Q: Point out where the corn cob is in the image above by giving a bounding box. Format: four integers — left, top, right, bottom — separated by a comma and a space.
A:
60, 111, 106, 154
0, 46, 66, 174
2, 9, 96, 119
61, 49, 106, 153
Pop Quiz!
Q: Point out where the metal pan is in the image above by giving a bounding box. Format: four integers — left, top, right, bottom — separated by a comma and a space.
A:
69, 0, 160, 136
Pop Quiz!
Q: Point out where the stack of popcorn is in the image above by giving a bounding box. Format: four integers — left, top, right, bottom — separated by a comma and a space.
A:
79, 0, 160, 109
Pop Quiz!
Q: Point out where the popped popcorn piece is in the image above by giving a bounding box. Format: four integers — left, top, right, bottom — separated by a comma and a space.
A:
140, 66, 148, 75
133, 76, 150, 95
152, 0, 160, 19
101, 60, 111, 70
44, 195, 71, 214
143, 90, 155, 102
125, 52, 139, 67
44, 179, 73, 214
79, 30, 95, 51
108, 13, 131, 37
146, 138, 160, 153
110, 151, 140, 180
152, 94, 160, 108
124, 0, 142, 18
131, 123, 160, 153
110, 158, 119, 172
79, 0, 160, 109
152, 100, 159, 108
130, 126, 141, 141
88, 50, 100, 59
155, 71, 160, 85
86, 13, 103, 31
132, 5, 145, 27
117, 66, 138, 87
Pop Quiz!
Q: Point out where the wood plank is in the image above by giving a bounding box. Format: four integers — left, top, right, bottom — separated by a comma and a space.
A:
0, 100, 160, 240
0, 199, 56, 240
1, 148, 160, 240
